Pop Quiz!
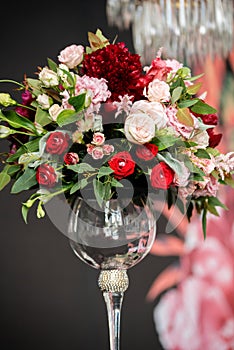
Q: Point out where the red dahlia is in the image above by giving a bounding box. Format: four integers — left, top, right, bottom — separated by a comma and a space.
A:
82, 42, 144, 102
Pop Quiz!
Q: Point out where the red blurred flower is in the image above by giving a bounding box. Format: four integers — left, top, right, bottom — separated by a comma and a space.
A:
108, 151, 135, 179
150, 162, 174, 189
82, 43, 144, 102
36, 164, 57, 188
136, 143, 158, 161
46, 131, 70, 155
64, 152, 79, 165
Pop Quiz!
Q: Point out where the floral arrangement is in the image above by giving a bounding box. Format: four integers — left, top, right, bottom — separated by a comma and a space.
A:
0, 29, 233, 236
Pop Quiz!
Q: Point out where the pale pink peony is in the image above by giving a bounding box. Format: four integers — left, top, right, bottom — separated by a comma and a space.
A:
58, 44, 84, 69
144, 79, 171, 102
154, 277, 234, 350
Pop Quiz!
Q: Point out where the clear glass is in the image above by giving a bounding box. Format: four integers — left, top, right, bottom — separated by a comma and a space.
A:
68, 193, 156, 350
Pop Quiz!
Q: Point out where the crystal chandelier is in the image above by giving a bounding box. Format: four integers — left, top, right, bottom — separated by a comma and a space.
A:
106, 0, 234, 67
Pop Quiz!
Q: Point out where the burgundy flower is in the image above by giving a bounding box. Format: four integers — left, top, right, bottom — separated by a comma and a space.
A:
15, 90, 35, 119
36, 164, 57, 188
108, 151, 135, 179
82, 42, 144, 102
150, 162, 175, 189
46, 132, 70, 155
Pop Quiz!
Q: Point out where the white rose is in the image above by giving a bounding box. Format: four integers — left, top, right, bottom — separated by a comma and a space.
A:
39, 67, 59, 87
58, 44, 84, 69
144, 79, 170, 102
131, 100, 168, 130
49, 104, 64, 121
124, 112, 156, 144
37, 94, 52, 109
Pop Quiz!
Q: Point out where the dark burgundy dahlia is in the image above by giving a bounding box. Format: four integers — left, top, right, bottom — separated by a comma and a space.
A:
82, 42, 144, 102
192, 112, 222, 148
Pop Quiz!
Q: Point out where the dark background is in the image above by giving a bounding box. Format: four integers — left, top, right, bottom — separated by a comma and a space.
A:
0, 1, 176, 349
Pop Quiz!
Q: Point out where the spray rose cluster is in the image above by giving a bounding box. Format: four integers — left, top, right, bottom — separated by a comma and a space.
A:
0, 29, 233, 235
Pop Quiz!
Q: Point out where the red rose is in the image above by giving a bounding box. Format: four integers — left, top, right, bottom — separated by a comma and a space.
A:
108, 151, 135, 179
64, 152, 79, 165
207, 128, 223, 148
150, 162, 175, 189
136, 143, 158, 161
46, 132, 70, 155
36, 164, 57, 188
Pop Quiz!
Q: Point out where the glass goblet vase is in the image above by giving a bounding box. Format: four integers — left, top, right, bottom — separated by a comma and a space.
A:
68, 191, 156, 350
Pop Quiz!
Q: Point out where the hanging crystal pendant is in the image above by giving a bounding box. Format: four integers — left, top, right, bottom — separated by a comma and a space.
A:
106, 0, 234, 67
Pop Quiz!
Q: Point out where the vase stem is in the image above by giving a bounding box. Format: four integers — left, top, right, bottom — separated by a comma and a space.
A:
98, 269, 129, 350
103, 291, 123, 350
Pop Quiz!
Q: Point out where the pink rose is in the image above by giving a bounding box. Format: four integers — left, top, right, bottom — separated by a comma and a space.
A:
154, 277, 234, 350
58, 44, 84, 69
103, 144, 114, 155
91, 146, 104, 160
92, 132, 105, 146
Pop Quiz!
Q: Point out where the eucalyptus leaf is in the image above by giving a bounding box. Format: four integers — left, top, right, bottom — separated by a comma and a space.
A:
47, 58, 58, 72
157, 152, 184, 175
67, 163, 96, 173
21, 205, 29, 224
11, 167, 37, 194
93, 178, 104, 208
177, 98, 199, 109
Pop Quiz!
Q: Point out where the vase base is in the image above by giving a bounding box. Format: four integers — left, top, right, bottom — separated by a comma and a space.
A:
98, 269, 129, 293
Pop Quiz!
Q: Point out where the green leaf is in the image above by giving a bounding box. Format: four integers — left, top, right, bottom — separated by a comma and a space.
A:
176, 108, 194, 127
171, 86, 183, 104
93, 178, 105, 208
186, 82, 202, 95
56, 109, 84, 127
21, 204, 29, 224
67, 163, 96, 173
153, 130, 179, 151
202, 208, 207, 239
35, 107, 51, 127
6, 164, 21, 176
111, 178, 124, 188
177, 99, 199, 109
194, 149, 211, 159
70, 178, 88, 194
68, 93, 86, 112
11, 167, 37, 194
6, 137, 40, 162
207, 204, 219, 216
47, 58, 58, 72
0, 172, 11, 190
190, 100, 217, 115
0, 110, 37, 133
97, 166, 114, 179
208, 196, 228, 210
